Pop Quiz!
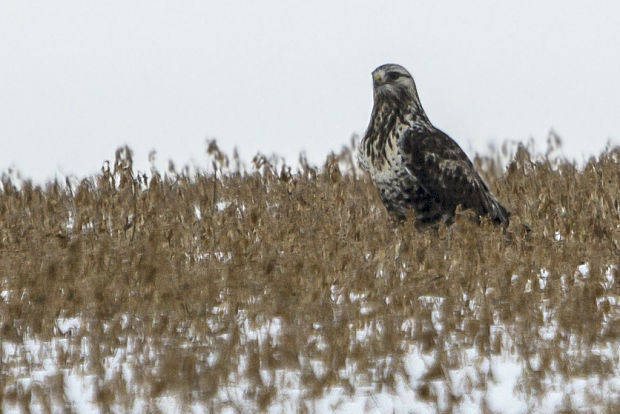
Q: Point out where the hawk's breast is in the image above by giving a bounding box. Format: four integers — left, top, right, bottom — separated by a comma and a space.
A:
360, 124, 442, 222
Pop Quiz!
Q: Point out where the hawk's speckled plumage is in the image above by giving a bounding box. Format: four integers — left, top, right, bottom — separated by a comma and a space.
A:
358, 64, 510, 228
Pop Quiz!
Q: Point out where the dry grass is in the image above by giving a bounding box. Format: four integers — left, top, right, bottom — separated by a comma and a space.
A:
1, 138, 619, 412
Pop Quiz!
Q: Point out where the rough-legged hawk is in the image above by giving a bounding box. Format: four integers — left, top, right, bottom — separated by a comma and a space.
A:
358, 63, 510, 228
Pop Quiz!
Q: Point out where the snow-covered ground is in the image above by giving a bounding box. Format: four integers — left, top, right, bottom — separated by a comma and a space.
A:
3, 265, 619, 413
3, 324, 619, 413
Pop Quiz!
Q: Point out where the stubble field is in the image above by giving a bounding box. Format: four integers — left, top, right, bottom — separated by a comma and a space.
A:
1, 139, 619, 413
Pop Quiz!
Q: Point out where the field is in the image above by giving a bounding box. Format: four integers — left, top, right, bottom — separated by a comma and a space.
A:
1, 138, 619, 413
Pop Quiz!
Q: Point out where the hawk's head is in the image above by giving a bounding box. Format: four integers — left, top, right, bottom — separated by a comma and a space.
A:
371, 64, 422, 110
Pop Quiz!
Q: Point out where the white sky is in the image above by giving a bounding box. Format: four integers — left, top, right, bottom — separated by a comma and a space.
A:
1, 1, 619, 182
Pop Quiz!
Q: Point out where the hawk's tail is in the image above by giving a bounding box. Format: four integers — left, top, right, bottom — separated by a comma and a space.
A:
489, 197, 510, 227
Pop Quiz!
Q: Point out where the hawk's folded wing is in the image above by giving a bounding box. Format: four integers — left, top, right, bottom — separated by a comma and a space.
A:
401, 128, 510, 225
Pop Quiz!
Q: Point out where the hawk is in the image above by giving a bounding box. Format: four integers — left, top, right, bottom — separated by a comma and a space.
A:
358, 63, 510, 228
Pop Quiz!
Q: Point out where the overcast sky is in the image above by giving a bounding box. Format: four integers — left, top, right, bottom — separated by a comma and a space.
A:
1, 1, 619, 182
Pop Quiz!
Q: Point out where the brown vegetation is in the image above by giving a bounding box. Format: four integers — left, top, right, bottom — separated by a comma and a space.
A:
1, 139, 619, 412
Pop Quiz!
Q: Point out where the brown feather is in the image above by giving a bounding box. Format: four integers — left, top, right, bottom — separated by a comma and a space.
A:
359, 63, 510, 228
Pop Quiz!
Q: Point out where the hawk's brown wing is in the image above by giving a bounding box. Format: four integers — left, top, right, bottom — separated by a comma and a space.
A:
401, 128, 510, 225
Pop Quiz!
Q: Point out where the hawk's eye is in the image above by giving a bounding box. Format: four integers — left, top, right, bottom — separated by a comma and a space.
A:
387, 72, 401, 81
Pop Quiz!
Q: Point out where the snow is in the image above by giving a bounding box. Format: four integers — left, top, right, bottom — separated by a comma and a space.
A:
56, 317, 81, 335
5, 330, 619, 413
215, 201, 230, 211
64, 373, 100, 413
486, 358, 528, 414
4, 263, 620, 413
578, 263, 590, 277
